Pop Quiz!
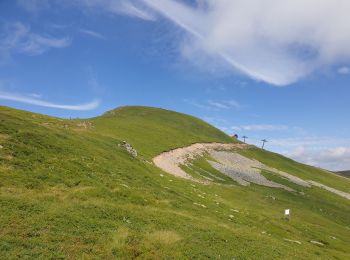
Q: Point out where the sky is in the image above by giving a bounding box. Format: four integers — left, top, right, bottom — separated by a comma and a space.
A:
1, 0, 350, 171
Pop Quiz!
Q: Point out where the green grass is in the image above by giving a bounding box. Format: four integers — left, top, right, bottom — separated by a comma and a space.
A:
238, 147, 350, 193
91, 106, 235, 160
0, 105, 349, 259
181, 155, 237, 184
336, 171, 350, 178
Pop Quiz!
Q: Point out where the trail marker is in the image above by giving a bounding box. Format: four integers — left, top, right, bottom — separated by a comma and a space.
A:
284, 209, 290, 220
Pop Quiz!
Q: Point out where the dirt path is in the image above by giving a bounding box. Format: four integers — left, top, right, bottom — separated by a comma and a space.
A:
153, 143, 247, 182
153, 142, 350, 200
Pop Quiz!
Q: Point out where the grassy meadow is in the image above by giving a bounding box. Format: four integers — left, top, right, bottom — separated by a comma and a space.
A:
0, 106, 349, 259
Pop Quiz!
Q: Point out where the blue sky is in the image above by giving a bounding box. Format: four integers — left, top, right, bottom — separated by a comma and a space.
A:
1, 0, 350, 171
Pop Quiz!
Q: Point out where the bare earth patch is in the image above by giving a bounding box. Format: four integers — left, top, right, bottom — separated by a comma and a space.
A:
153, 143, 350, 200
153, 143, 247, 183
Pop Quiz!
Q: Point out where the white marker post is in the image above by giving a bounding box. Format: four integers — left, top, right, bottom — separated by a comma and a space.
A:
284, 209, 290, 221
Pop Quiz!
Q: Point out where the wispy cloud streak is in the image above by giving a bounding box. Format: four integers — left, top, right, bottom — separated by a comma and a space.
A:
79, 29, 106, 40
0, 92, 99, 111
232, 124, 290, 131
0, 22, 70, 61
185, 99, 241, 111
118, 0, 155, 20
66, 0, 155, 21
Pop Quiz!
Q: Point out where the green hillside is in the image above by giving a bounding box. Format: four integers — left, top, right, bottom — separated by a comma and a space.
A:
92, 106, 234, 159
336, 171, 350, 178
0, 106, 349, 259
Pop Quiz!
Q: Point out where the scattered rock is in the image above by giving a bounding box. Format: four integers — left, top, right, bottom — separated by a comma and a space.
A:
310, 240, 325, 246
123, 217, 131, 224
266, 195, 276, 200
229, 215, 234, 218
41, 122, 51, 127
0, 145, 3, 149
330, 236, 336, 240
230, 209, 239, 213
77, 121, 94, 129
193, 202, 207, 208
208, 150, 300, 191
119, 141, 138, 158
160, 174, 164, 177
284, 239, 301, 245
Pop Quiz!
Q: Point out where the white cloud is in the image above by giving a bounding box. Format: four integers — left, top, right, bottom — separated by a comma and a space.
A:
185, 99, 241, 111
79, 29, 106, 40
118, 0, 155, 20
208, 100, 240, 109
0, 22, 71, 61
287, 145, 350, 171
232, 124, 289, 131
17, 0, 155, 21
270, 136, 350, 148
141, 0, 350, 86
29, 93, 42, 98
64, 0, 155, 21
0, 92, 100, 111
338, 66, 350, 75
262, 136, 350, 171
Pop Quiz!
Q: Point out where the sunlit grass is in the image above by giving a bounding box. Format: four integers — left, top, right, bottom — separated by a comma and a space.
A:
0, 105, 349, 259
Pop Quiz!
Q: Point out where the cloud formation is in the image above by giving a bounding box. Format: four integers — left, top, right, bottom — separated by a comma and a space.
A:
261, 136, 350, 171
287, 145, 350, 171
185, 99, 241, 111
79, 29, 106, 40
338, 66, 350, 75
141, 0, 350, 86
16, 0, 350, 85
0, 22, 71, 61
270, 136, 350, 148
118, 0, 155, 20
232, 124, 289, 131
76, 0, 155, 20
18, 0, 156, 20
0, 92, 99, 111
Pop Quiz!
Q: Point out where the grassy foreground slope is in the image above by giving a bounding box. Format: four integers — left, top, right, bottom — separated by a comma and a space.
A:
0, 106, 349, 259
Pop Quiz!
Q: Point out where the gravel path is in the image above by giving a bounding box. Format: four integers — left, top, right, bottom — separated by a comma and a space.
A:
153, 143, 350, 199
153, 143, 247, 183
208, 151, 294, 191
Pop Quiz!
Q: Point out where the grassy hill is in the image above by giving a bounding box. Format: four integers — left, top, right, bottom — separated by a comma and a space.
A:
336, 171, 350, 178
0, 105, 349, 259
92, 106, 234, 159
